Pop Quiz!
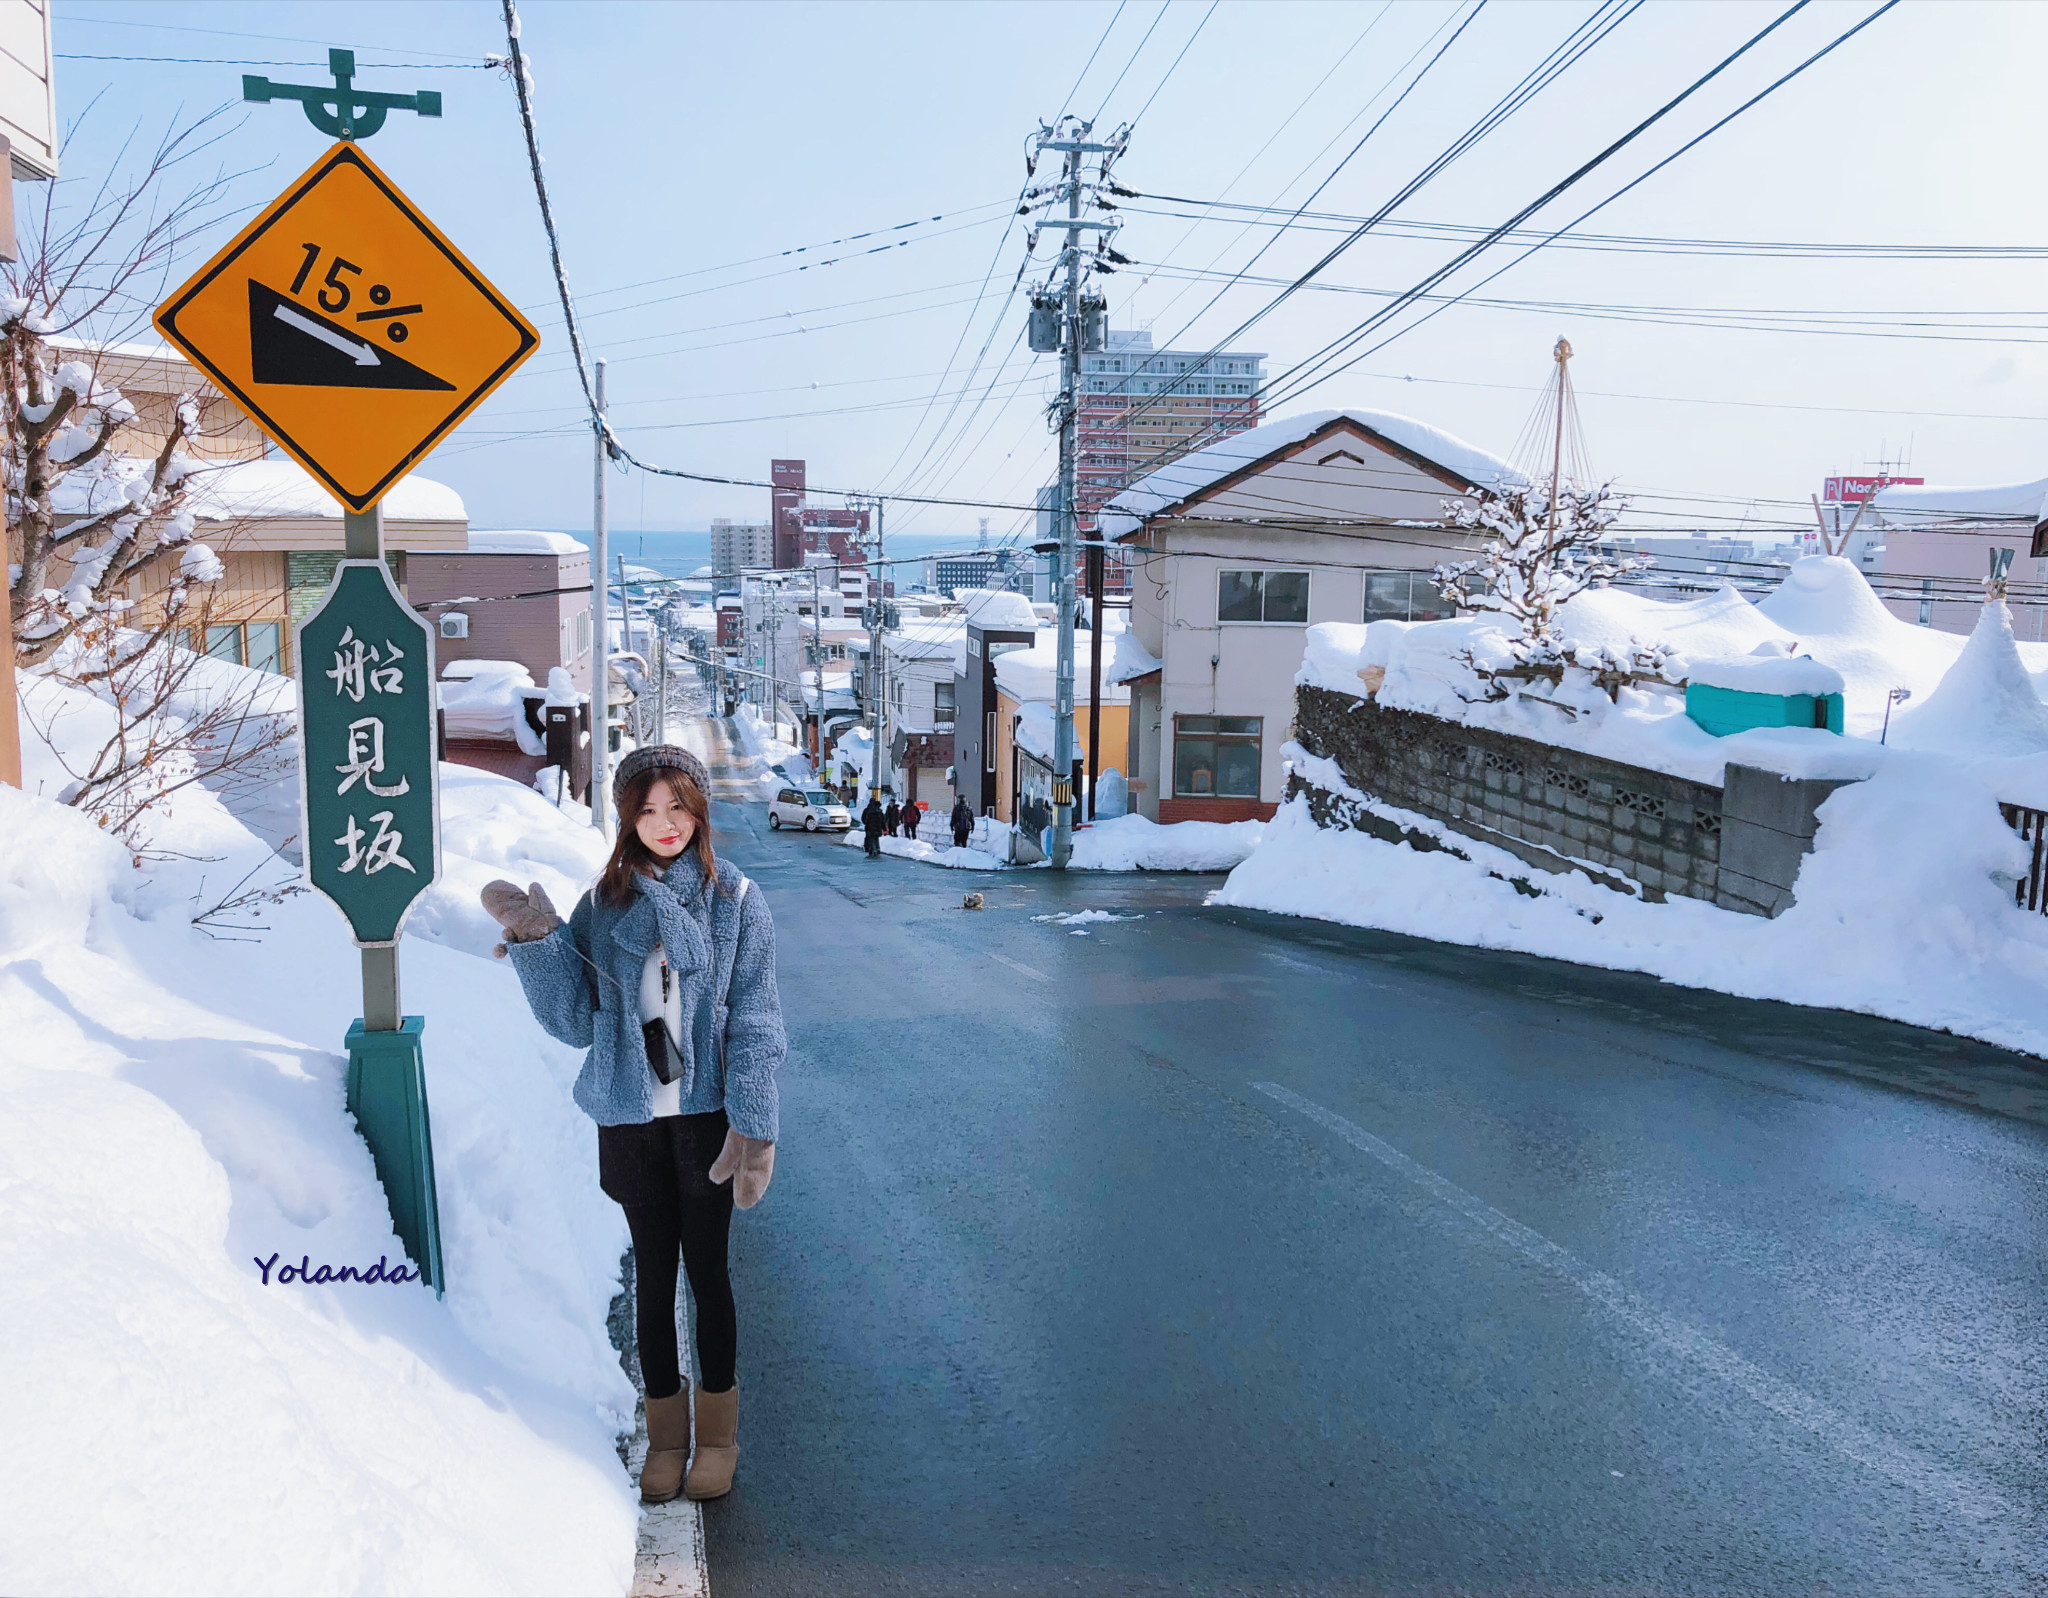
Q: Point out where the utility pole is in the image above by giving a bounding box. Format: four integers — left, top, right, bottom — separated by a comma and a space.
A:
809, 562, 826, 768
617, 552, 634, 743
1031, 115, 1123, 868
656, 610, 668, 743
1087, 542, 1104, 819
591, 357, 611, 836
847, 495, 887, 804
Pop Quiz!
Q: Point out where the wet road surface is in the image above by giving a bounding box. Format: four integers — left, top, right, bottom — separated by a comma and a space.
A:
681, 716, 2048, 1597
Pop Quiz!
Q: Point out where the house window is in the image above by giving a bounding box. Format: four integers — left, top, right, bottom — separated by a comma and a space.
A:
985, 711, 997, 772
205, 625, 244, 666
1363, 570, 1456, 624
246, 622, 282, 675
1218, 569, 1309, 624
1173, 715, 1261, 798
934, 679, 956, 724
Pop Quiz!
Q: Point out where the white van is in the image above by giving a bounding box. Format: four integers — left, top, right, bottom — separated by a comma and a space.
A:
768, 787, 852, 832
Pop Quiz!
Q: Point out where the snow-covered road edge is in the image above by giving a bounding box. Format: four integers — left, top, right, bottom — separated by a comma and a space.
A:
1214, 780, 2048, 1064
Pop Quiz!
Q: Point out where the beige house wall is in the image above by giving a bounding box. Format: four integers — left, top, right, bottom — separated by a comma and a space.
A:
1125, 518, 1474, 821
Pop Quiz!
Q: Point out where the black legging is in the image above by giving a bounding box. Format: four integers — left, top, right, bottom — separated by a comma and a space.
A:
598, 1112, 738, 1399
624, 1197, 736, 1398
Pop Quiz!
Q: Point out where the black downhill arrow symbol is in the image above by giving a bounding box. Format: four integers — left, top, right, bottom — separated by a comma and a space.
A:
247, 280, 455, 390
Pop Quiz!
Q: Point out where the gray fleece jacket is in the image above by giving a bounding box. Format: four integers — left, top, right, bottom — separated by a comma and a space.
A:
504, 852, 785, 1140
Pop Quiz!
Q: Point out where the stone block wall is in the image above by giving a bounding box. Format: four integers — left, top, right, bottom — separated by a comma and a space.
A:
1292, 686, 1855, 916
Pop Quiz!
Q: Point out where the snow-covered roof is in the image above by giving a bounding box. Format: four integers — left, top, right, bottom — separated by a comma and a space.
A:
993, 629, 1131, 707
186, 458, 465, 523
884, 614, 965, 662
1100, 407, 1519, 538
1104, 628, 1162, 685
959, 588, 1040, 632
1868, 477, 2048, 523
466, 529, 589, 555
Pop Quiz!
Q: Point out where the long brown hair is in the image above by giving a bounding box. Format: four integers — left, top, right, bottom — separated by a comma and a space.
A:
600, 766, 720, 905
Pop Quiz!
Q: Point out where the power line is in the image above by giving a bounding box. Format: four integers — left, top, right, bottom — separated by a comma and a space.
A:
495, 0, 1062, 520
1262, 0, 1903, 416
1119, 198, 2048, 261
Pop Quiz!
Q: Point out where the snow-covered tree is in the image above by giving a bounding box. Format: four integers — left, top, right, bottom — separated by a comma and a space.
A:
4, 112, 290, 849
1430, 480, 1641, 658
4, 112, 246, 668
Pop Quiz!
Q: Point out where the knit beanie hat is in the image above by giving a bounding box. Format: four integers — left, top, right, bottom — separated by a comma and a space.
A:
613, 744, 710, 812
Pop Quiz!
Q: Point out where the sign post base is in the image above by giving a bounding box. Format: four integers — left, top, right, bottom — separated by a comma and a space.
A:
344, 1015, 444, 1296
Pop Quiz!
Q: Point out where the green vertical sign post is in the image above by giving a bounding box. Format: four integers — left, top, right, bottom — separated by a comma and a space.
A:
297, 547, 445, 1293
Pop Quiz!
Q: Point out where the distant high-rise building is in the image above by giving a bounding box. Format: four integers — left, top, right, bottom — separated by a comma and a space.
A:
711, 518, 773, 590
769, 458, 871, 571
934, 551, 1005, 597
1077, 330, 1264, 593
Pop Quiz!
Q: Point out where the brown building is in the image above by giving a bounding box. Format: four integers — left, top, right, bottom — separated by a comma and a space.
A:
407, 531, 593, 694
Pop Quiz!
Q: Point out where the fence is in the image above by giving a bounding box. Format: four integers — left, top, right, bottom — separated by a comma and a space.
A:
1999, 802, 2048, 912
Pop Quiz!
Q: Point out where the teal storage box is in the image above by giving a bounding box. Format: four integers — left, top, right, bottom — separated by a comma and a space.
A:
1684, 649, 1846, 737
1686, 682, 1844, 736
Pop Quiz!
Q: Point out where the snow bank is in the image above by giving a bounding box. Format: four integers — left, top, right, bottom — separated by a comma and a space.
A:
1889, 601, 2048, 759
2, 688, 637, 1594
1216, 761, 2048, 1055
837, 828, 1004, 870
1350, 560, 2048, 783
1065, 812, 1265, 872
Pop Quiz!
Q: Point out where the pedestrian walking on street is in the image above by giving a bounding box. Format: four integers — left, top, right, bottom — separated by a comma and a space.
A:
900, 802, 919, 840
883, 795, 901, 838
951, 795, 974, 850
861, 794, 886, 857
481, 745, 785, 1508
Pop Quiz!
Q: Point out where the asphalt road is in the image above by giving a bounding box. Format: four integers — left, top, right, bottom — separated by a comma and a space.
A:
681, 717, 2048, 1597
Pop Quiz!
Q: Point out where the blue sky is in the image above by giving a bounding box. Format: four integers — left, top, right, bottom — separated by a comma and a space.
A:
45, 0, 2048, 543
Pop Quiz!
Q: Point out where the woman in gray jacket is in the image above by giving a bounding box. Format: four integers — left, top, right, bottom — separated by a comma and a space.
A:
481, 745, 784, 1506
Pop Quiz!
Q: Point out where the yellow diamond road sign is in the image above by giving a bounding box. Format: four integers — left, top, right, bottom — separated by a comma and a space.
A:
155, 142, 540, 512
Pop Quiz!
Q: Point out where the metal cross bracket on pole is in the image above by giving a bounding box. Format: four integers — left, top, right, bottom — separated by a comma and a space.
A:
244, 49, 443, 142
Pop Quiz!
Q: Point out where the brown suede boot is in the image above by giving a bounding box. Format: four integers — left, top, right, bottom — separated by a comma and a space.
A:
640, 1387, 691, 1504
683, 1384, 738, 1500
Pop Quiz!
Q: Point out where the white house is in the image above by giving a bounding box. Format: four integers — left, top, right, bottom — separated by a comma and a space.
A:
1101, 407, 1516, 823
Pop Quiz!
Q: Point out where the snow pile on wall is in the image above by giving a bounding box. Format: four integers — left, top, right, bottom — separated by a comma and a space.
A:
0, 687, 637, 1594
1312, 560, 2048, 785
1214, 755, 2048, 1054
1890, 601, 2048, 759
1065, 812, 1265, 872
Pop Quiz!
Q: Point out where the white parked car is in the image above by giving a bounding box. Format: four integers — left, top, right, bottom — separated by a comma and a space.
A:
768, 787, 852, 832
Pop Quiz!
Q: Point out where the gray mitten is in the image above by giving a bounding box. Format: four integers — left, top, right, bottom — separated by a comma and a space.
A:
709, 1129, 775, 1209
481, 879, 563, 959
